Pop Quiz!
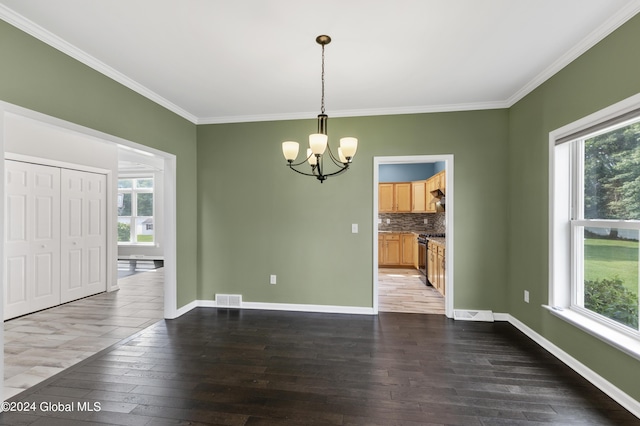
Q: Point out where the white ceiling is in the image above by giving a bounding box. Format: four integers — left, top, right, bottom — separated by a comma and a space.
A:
1, 0, 640, 125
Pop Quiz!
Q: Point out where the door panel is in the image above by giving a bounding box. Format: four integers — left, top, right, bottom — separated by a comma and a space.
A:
60, 169, 106, 303
6, 256, 27, 305
4, 160, 61, 319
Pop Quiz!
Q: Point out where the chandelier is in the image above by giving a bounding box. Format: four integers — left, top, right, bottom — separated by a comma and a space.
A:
281, 35, 358, 183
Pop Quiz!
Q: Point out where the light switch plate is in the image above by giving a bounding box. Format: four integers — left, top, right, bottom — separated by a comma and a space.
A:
351, 224, 358, 233
270, 275, 277, 285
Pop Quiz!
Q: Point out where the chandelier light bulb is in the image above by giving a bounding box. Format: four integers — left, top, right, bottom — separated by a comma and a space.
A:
339, 137, 358, 159
309, 133, 328, 155
307, 148, 317, 165
282, 141, 300, 161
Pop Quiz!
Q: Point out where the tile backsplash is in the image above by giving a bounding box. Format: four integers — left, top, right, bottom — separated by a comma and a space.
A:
378, 212, 446, 233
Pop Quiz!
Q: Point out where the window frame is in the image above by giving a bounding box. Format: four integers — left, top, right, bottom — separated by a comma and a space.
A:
117, 175, 155, 245
549, 93, 640, 361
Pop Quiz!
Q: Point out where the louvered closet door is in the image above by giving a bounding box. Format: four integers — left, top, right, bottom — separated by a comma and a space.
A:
60, 169, 107, 303
4, 160, 61, 320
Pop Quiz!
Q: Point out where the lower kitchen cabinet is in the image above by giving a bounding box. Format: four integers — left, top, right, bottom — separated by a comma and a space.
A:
401, 233, 414, 266
427, 240, 445, 296
437, 245, 446, 296
379, 233, 401, 265
379, 233, 415, 267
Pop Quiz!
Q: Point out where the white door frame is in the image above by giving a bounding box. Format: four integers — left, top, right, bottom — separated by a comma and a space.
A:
0, 101, 180, 399
373, 155, 454, 318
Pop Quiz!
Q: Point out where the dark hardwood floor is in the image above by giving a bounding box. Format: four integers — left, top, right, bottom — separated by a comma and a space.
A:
2, 308, 639, 425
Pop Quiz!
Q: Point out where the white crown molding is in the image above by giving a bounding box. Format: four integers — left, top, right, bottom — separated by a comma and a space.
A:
196, 101, 510, 125
0, 4, 199, 124
506, 0, 640, 107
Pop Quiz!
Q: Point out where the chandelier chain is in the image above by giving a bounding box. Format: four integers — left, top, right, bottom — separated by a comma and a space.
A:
321, 43, 325, 115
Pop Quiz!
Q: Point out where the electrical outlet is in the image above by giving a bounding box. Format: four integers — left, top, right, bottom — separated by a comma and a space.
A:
270, 275, 277, 285
524, 290, 530, 303
386, 219, 390, 224
424, 218, 428, 224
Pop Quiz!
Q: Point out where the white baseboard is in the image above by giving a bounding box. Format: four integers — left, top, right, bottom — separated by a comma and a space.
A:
508, 314, 640, 419
241, 301, 375, 315
173, 299, 375, 317
171, 300, 198, 318
493, 312, 510, 321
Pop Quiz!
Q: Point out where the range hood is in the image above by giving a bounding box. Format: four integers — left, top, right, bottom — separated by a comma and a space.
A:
430, 188, 445, 199
430, 188, 446, 210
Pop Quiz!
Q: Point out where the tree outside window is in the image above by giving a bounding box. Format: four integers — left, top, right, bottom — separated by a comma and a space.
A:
576, 121, 640, 330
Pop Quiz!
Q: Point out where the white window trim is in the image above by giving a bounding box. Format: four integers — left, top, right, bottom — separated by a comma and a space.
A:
549, 92, 640, 361
118, 175, 155, 246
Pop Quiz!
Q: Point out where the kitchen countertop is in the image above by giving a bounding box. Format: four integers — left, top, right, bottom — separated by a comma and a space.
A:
428, 237, 446, 246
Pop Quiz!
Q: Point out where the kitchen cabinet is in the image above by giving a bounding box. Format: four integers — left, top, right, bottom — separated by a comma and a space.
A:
437, 245, 446, 296
401, 233, 414, 266
379, 232, 415, 266
427, 241, 436, 285
379, 183, 394, 212
379, 233, 401, 265
412, 233, 419, 269
427, 240, 445, 296
379, 182, 411, 212
411, 180, 426, 212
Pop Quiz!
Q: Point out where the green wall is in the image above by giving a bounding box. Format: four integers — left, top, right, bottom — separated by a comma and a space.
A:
197, 110, 509, 310
0, 20, 198, 307
508, 13, 640, 401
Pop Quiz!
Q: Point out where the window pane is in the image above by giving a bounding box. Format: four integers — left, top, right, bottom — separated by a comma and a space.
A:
137, 193, 153, 216
118, 179, 133, 189
584, 122, 640, 219
136, 178, 153, 189
117, 218, 132, 242
136, 218, 153, 243
118, 193, 131, 216
118, 192, 131, 216
583, 227, 639, 330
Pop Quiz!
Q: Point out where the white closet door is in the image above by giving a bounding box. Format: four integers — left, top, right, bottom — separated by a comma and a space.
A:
60, 169, 107, 303
4, 160, 61, 320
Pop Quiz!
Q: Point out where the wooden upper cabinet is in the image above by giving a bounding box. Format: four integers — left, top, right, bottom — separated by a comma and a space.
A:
426, 178, 438, 213
395, 183, 411, 212
379, 182, 411, 213
379, 183, 395, 212
411, 181, 426, 212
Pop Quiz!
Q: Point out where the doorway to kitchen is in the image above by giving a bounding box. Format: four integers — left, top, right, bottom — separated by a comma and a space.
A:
373, 155, 454, 317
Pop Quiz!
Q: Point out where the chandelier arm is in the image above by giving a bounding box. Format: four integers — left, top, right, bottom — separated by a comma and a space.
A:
287, 164, 320, 178
317, 163, 350, 178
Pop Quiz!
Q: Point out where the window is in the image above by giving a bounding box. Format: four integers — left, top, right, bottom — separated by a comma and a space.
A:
118, 177, 154, 244
551, 96, 640, 358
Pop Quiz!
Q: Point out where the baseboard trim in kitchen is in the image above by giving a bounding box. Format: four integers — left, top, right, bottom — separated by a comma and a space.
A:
507, 314, 640, 419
